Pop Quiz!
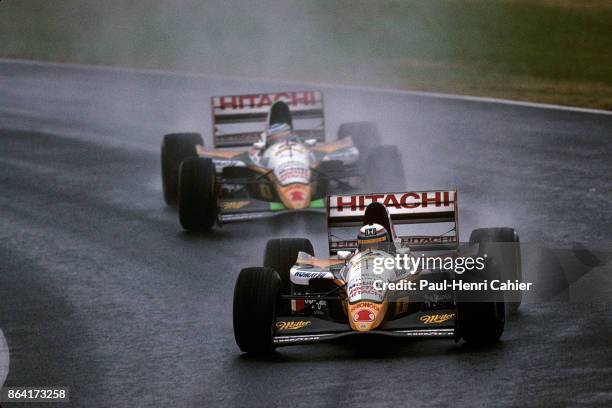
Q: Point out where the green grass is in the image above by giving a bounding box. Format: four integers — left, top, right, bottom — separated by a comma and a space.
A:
1, 0, 611, 109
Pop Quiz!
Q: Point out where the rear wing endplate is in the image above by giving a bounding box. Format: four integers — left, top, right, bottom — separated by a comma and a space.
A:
211, 90, 325, 148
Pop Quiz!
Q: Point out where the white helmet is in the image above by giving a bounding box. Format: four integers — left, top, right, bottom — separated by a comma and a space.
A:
266, 122, 294, 144
357, 223, 391, 252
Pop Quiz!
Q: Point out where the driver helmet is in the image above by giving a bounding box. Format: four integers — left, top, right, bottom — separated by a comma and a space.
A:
267, 122, 294, 144
357, 223, 391, 252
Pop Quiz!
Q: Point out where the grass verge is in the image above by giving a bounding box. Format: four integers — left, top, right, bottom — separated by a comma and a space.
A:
1, 0, 611, 109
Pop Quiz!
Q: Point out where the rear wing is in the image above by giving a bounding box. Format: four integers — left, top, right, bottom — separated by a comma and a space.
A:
326, 190, 458, 254
211, 90, 325, 148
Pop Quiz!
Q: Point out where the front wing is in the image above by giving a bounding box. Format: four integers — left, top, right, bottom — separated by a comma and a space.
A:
272, 308, 457, 346
218, 198, 326, 224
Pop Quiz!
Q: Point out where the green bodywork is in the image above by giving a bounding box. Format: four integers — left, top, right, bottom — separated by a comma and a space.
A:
269, 198, 325, 211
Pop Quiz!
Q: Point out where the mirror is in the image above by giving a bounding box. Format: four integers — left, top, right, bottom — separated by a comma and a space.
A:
337, 250, 353, 259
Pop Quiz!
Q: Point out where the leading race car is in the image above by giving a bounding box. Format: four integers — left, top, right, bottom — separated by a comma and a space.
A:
160, 90, 405, 231
233, 190, 523, 353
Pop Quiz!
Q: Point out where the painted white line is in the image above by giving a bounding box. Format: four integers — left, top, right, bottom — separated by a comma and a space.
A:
0, 328, 9, 387
2, 57, 611, 117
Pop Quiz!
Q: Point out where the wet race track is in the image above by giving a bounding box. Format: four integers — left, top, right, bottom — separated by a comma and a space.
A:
0, 60, 611, 407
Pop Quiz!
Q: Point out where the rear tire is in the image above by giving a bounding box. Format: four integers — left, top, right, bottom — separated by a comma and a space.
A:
366, 145, 406, 191
178, 157, 217, 231
263, 238, 314, 314
338, 122, 381, 159
315, 160, 345, 195
233, 267, 280, 354
161, 133, 203, 205
456, 228, 517, 346
470, 227, 522, 313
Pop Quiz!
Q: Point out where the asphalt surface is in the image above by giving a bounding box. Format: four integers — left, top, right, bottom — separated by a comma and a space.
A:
0, 60, 611, 407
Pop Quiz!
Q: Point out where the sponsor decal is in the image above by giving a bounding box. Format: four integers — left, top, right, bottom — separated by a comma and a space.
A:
356, 302, 382, 312
420, 313, 455, 324
276, 320, 312, 330
348, 301, 385, 331
395, 329, 455, 337
362, 226, 380, 236
221, 200, 250, 210
333, 191, 453, 212
212, 159, 244, 167
402, 236, 457, 245
214, 91, 319, 110
331, 240, 358, 249
219, 212, 269, 221
290, 190, 305, 201
353, 309, 375, 323
294, 271, 327, 279
277, 164, 310, 184
351, 302, 381, 324
273, 334, 333, 344
283, 185, 310, 208
347, 278, 382, 299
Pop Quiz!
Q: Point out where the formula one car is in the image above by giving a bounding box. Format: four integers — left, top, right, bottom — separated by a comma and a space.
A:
160, 90, 405, 231
233, 190, 522, 353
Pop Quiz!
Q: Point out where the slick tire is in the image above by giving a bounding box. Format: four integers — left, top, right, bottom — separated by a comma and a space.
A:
178, 157, 217, 231
161, 133, 203, 205
338, 122, 381, 159
457, 299, 505, 347
456, 228, 512, 346
366, 145, 406, 191
233, 267, 280, 354
263, 238, 314, 314
470, 227, 522, 313
315, 160, 345, 196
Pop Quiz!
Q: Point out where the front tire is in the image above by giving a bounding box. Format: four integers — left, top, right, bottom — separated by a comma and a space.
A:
263, 238, 314, 291
178, 157, 217, 231
456, 260, 505, 346
233, 267, 280, 354
263, 238, 314, 314
161, 133, 203, 205
457, 300, 505, 346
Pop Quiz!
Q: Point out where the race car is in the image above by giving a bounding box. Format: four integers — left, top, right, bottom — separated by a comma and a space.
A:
160, 90, 405, 231
233, 190, 523, 353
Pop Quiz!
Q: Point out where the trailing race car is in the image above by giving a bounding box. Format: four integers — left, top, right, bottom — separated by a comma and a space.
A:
233, 190, 522, 353
160, 90, 405, 231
